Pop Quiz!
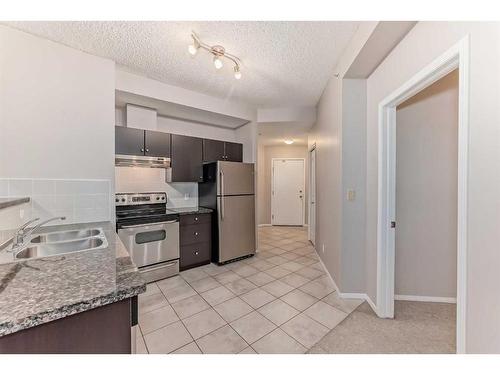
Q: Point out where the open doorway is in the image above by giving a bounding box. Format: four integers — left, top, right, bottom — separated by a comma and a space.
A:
377, 38, 469, 353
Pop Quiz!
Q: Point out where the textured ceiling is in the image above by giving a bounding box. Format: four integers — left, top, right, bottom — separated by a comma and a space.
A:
5, 21, 360, 107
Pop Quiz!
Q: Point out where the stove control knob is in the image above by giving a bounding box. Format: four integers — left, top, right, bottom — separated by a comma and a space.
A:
115, 198, 119, 203
161, 196, 165, 200
121, 198, 126, 203
156, 197, 160, 200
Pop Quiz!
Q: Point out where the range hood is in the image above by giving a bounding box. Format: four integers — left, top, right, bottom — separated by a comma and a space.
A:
115, 154, 171, 169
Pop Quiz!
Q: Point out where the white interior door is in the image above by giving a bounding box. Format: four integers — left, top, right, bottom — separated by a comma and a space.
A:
272, 158, 305, 226
309, 148, 316, 245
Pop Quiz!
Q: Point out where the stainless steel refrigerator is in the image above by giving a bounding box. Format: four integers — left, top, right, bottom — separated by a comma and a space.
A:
199, 161, 256, 264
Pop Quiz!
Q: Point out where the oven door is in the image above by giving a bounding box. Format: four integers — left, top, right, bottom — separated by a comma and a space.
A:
117, 220, 180, 268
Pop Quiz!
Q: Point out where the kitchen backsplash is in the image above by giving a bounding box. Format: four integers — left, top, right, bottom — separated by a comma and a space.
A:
0, 178, 111, 230
115, 167, 198, 207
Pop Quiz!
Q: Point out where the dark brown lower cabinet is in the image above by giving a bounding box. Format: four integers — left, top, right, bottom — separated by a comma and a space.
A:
180, 213, 212, 271
0, 298, 135, 354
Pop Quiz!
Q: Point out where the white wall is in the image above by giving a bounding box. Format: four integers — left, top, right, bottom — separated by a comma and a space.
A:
308, 22, 378, 292
258, 145, 309, 225
341, 79, 367, 293
395, 70, 458, 299
365, 22, 500, 353
0, 26, 115, 226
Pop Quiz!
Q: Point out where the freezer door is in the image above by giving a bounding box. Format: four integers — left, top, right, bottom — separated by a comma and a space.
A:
217, 161, 254, 196
217, 194, 256, 263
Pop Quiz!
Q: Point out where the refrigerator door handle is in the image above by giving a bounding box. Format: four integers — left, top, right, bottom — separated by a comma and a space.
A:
220, 169, 225, 220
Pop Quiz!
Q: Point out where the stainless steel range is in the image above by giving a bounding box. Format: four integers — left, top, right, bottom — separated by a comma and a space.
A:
116, 192, 180, 283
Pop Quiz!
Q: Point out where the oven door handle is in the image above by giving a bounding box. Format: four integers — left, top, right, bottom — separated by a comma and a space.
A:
120, 220, 178, 229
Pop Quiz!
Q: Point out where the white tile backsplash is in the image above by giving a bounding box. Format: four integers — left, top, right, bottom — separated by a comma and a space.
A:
0, 178, 111, 230
115, 167, 198, 207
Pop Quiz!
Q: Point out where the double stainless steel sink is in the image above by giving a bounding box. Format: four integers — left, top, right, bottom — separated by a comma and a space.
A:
15, 228, 108, 260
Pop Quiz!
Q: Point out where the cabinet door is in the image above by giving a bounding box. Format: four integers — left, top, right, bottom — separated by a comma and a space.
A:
115, 126, 145, 156
171, 135, 203, 182
203, 139, 225, 162
224, 142, 243, 162
145, 130, 171, 157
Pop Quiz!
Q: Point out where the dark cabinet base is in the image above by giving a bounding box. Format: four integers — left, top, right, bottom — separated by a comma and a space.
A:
0, 299, 133, 354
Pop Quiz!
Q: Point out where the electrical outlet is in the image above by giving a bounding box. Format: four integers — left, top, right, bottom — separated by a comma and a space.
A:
322, 244, 325, 253
184, 193, 190, 200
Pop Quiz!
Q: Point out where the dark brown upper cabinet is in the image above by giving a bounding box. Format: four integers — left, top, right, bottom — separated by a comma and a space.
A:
202, 139, 225, 162
224, 142, 243, 162
115, 126, 145, 156
171, 134, 203, 182
144, 130, 171, 157
202, 139, 243, 162
115, 126, 171, 158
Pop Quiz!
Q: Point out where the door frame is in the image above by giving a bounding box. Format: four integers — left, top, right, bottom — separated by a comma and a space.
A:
308, 145, 316, 244
376, 36, 469, 353
271, 158, 306, 226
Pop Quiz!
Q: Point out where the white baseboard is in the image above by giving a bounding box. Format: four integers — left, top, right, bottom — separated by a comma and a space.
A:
258, 224, 272, 227
395, 294, 457, 304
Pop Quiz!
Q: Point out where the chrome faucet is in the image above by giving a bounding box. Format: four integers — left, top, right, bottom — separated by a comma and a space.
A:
7, 216, 66, 255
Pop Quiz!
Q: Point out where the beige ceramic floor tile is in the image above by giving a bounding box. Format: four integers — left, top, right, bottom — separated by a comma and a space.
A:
232, 264, 260, 277
230, 311, 276, 344
296, 266, 325, 280
258, 299, 300, 326
172, 342, 202, 354
156, 275, 188, 292
225, 278, 257, 295
267, 256, 289, 266
261, 279, 295, 298
171, 294, 210, 319
299, 278, 335, 299
281, 314, 330, 349
245, 271, 275, 286
180, 267, 209, 283
240, 288, 276, 309
214, 297, 254, 322
214, 270, 241, 284
321, 291, 364, 314
139, 304, 179, 334
304, 301, 348, 329
280, 273, 310, 288
239, 346, 257, 354
136, 332, 148, 354
196, 325, 248, 354
138, 292, 169, 314
280, 289, 319, 311
252, 328, 307, 354
182, 308, 226, 339
144, 321, 193, 354
188, 276, 221, 293
141, 282, 161, 297
201, 285, 235, 306
162, 283, 198, 304
265, 266, 292, 279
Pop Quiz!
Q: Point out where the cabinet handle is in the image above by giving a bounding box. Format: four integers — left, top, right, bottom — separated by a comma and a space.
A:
141, 148, 144, 152
194, 232, 199, 236
194, 217, 199, 221
145, 148, 149, 152
195, 251, 199, 255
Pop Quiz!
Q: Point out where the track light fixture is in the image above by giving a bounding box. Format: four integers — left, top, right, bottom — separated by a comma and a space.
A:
188, 32, 242, 80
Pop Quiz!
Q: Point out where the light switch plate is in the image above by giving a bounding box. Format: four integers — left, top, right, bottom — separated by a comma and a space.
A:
347, 189, 356, 201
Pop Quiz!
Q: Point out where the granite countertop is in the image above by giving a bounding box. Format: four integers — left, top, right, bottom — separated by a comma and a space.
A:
0, 197, 30, 210
166, 206, 213, 215
0, 221, 146, 337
